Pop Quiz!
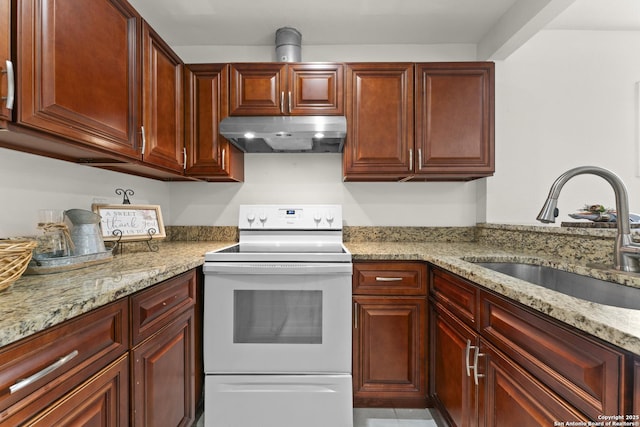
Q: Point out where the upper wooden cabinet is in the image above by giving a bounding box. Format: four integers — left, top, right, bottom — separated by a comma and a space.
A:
229, 63, 344, 116
343, 62, 494, 181
0, 0, 11, 124
343, 63, 414, 180
184, 64, 244, 181
140, 21, 184, 173
15, 0, 141, 159
414, 62, 494, 179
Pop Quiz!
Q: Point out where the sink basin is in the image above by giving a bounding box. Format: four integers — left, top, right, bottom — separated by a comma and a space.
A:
475, 262, 640, 310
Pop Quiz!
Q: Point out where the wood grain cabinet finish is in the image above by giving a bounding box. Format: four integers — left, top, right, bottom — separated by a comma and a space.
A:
430, 301, 479, 427
414, 63, 494, 179
15, 0, 141, 159
343, 63, 414, 180
24, 355, 129, 427
0, 299, 128, 426
0, 0, 10, 124
140, 21, 184, 173
429, 266, 632, 425
480, 291, 627, 420
229, 63, 343, 116
184, 64, 244, 181
130, 269, 196, 426
352, 261, 428, 407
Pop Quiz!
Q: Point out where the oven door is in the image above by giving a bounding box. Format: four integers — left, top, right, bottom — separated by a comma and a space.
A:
202, 262, 352, 374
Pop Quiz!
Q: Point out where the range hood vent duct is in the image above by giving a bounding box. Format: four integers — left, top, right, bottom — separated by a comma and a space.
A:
219, 116, 347, 153
276, 27, 301, 62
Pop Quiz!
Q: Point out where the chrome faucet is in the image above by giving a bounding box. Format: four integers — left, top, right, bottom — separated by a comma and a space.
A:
537, 166, 640, 272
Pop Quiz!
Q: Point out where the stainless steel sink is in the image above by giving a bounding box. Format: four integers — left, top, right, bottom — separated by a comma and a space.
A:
475, 262, 640, 310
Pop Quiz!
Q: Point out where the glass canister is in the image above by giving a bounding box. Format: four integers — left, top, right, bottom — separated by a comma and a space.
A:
34, 209, 71, 259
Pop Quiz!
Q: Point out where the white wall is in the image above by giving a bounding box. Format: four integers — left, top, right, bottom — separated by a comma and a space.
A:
487, 30, 640, 224
0, 148, 171, 237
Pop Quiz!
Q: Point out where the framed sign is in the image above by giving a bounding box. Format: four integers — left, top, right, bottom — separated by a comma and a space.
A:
92, 204, 166, 242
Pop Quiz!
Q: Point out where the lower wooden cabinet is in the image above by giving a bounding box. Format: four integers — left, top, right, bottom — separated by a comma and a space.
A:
24, 355, 129, 427
131, 308, 195, 427
430, 301, 478, 426
429, 266, 634, 427
130, 270, 196, 427
0, 268, 198, 426
634, 358, 640, 416
352, 261, 428, 408
353, 296, 427, 407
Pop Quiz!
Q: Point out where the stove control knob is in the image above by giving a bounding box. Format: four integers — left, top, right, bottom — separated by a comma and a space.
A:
313, 212, 322, 226
259, 212, 268, 225
246, 212, 256, 226
326, 212, 335, 225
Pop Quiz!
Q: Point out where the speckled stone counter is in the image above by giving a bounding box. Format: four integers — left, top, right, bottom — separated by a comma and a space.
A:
346, 240, 640, 356
2, 224, 640, 359
0, 241, 233, 348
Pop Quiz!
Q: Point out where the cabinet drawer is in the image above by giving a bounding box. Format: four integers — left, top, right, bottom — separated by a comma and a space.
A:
25, 354, 129, 427
0, 299, 128, 425
480, 291, 626, 419
429, 268, 478, 328
131, 270, 196, 346
353, 262, 426, 295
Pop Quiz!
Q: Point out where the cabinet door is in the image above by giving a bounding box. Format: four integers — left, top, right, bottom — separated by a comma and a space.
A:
25, 355, 129, 427
229, 63, 285, 115
184, 64, 244, 181
415, 63, 494, 178
288, 63, 343, 115
17, 0, 141, 158
430, 302, 478, 427
141, 21, 184, 172
0, 0, 11, 123
479, 342, 588, 427
132, 308, 195, 427
353, 296, 426, 407
344, 63, 414, 180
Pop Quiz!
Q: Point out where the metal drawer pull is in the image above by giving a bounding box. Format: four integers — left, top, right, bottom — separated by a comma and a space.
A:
473, 347, 485, 385
375, 277, 403, 282
2, 60, 15, 110
465, 339, 473, 377
10, 350, 79, 394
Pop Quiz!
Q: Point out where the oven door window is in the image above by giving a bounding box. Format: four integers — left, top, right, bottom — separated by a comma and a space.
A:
234, 290, 322, 344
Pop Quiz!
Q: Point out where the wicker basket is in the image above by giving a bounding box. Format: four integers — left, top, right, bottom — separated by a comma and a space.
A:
0, 239, 37, 292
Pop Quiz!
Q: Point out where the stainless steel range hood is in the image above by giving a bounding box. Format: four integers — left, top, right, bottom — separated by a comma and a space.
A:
219, 116, 347, 153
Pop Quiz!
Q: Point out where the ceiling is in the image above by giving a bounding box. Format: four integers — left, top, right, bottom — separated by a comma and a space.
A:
127, 0, 640, 59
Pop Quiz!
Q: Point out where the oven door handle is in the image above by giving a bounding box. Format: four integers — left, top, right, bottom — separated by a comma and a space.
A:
203, 262, 353, 275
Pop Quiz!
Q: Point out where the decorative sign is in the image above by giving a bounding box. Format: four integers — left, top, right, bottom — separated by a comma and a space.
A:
92, 204, 166, 242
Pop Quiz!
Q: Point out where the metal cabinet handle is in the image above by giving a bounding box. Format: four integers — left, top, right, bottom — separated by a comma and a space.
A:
473, 347, 485, 385
417, 148, 423, 171
280, 91, 285, 114
183, 147, 187, 170
375, 277, 403, 282
10, 350, 79, 394
140, 126, 146, 154
409, 149, 413, 171
465, 339, 473, 377
288, 91, 292, 113
2, 60, 15, 110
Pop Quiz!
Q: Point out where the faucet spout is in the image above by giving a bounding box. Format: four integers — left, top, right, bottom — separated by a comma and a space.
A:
536, 166, 640, 272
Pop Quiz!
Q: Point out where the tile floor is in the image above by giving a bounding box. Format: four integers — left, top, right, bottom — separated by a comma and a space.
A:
195, 408, 437, 426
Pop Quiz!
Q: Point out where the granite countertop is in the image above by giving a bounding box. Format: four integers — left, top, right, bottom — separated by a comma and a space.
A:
1, 239, 639, 357
347, 241, 640, 356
